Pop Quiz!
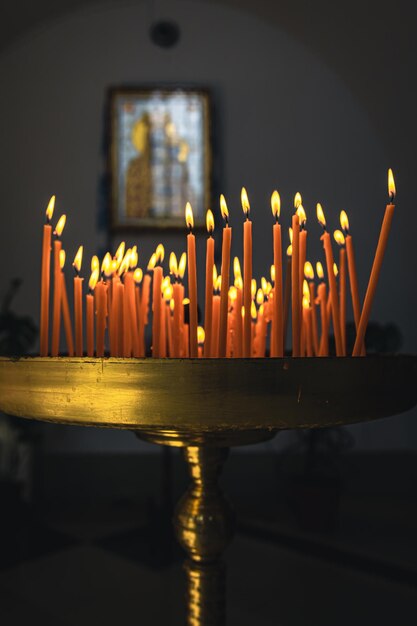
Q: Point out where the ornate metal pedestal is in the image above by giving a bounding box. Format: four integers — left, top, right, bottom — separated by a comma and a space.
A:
1, 356, 416, 626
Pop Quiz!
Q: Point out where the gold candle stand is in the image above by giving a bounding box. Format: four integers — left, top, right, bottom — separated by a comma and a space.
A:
0, 355, 416, 625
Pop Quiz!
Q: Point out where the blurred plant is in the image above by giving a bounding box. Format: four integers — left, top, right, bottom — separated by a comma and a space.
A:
0, 279, 37, 356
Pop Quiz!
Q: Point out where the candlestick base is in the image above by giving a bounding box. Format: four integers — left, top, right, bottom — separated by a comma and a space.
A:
0, 355, 416, 626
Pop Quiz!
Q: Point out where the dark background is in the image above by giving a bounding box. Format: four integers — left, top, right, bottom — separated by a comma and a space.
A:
0, 1, 417, 624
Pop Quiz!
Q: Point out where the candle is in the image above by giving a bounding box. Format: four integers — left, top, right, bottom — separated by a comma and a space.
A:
316, 203, 344, 356
60, 252, 74, 356
353, 170, 396, 356
86, 269, 99, 357
297, 204, 307, 332
291, 213, 300, 356
340, 211, 365, 355
170, 253, 181, 357
304, 262, 319, 356
334, 230, 347, 355
134, 268, 143, 356
316, 262, 329, 356
51, 214, 66, 357
271, 191, 283, 357
40, 195, 55, 356
95, 278, 107, 358
241, 188, 252, 358
283, 242, 292, 352
73, 245, 84, 357
211, 273, 221, 357
204, 209, 215, 357
219, 196, 232, 358
152, 249, 163, 358
185, 203, 198, 358
302, 289, 313, 357
233, 259, 243, 358
197, 326, 205, 358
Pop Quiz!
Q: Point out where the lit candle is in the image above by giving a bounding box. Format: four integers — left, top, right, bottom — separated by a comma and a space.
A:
271, 191, 283, 357
204, 209, 215, 357
40, 195, 55, 356
219, 196, 232, 358
60, 251, 74, 356
353, 169, 396, 356
334, 230, 347, 355
73, 245, 84, 357
233, 259, 243, 358
304, 261, 319, 356
292, 194, 301, 356
86, 269, 99, 357
316, 203, 344, 356
283, 235, 292, 351
211, 272, 221, 357
340, 210, 365, 355
124, 249, 140, 358
297, 203, 307, 333
95, 263, 108, 358
316, 262, 329, 356
152, 245, 164, 358
134, 268, 143, 357
241, 188, 252, 358
51, 214, 66, 357
185, 203, 198, 358
170, 252, 181, 358
197, 326, 205, 358
302, 287, 313, 357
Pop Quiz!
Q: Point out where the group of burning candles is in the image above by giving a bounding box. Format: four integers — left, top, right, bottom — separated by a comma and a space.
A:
39, 169, 396, 359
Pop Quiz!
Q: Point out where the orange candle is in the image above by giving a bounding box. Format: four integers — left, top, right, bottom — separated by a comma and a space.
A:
297, 204, 307, 330
86, 269, 98, 357
185, 204, 198, 358
302, 296, 313, 357
271, 191, 283, 357
316, 204, 344, 356
95, 279, 107, 357
304, 262, 319, 356
241, 188, 252, 358
316, 262, 329, 357
73, 245, 84, 357
291, 212, 300, 356
204, 210, 215, 357
341, 211, 365, 355
51, 215, 66, 357
283, 252, 292, 352
218, 196, 232, 358
334, 230, 347, 355
40, 195, 55, 356
197, 326, 205, 358
171, 255, 182, 358
211, 286, 221, 358
353, 170, 396, 356
152, 264, 163, 358
133, 268, 143, 357
60, 254, 74, 356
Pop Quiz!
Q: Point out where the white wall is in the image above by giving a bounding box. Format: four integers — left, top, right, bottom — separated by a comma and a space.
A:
0, 0, 414, 452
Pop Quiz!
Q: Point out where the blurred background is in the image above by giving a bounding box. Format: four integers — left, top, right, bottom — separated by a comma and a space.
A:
0, 0, 417, 624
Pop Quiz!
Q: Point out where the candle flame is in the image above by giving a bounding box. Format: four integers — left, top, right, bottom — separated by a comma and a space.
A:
111, 259, 118, 274
256, 288, 264, 306
261, 277, 268, 293
233, 257, 241, 280
333, 230, 345, 246
185, 202, 194, 230
73, 245, 83, 273
271, 190, 281, 219
220, 195, 229, 223
333, 262, 338, 277
340, 210, 349, 233
178, 252, 187, 279
197, 326, 205, 345
59, 249, 66, 269
183, 297, 190, 306
270, 264, 275, 283
206, 209, 215, 234
241, 306, 245, 319
316, 203, 326, 228
161, 276, 171, 292
229, 286, 237, 301
164, 284, 173, 301
241, 187, 250, 218
118, 249, 131, 276
169, 252, 178, 276
388, 168, 396, 200
215, 274, 222, 292
213, 264, 218, 284
287, 244, 292, 257
102, 252, 112, 277
303, 279, 310, 298
148, 252, 157, 271
134, 268, 143, 284
296, 205, 307, 225
289, 227, 293, 244
251, 300, 257, 320
302, 295, 310, 310
45, 195, 55, 222
251, 278, 257, 299
266, 281, 273, 296
294, 192, 302, 209
89, 269, 99, 291
115, 242, 125, 268
304, 261, 314, 280
54, 214, 66, 237
235, 275, 243, 290
170, 299, 175, 312
130, 245, 138, 269
316, 261, 324, 280
156, 243, 164, 264
91, 255, 99, 272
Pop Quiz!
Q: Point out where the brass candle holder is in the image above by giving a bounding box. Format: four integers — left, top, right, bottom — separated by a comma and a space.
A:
1, 355, 416, 625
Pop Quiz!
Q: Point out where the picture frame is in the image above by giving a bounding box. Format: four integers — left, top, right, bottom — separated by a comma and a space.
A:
109, 86, 212, 230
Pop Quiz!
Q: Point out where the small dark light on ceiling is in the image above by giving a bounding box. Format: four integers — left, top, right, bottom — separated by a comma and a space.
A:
150, 21, 181, 49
